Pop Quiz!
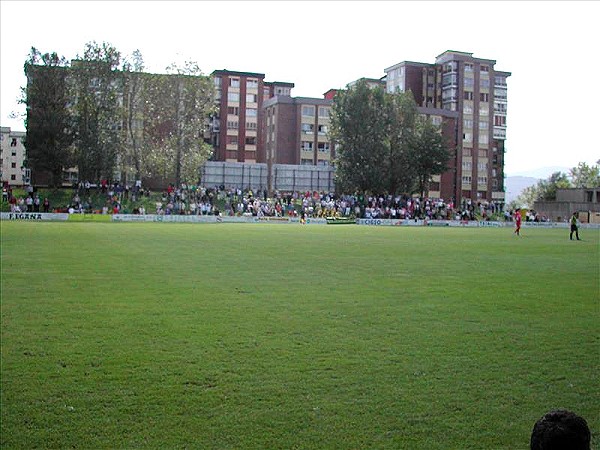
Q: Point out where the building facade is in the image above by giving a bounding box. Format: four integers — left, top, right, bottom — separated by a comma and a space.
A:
209, 70, 294, 164
1, 127, 29, 186
263, 96, 334, 166
384, 50, 510, 205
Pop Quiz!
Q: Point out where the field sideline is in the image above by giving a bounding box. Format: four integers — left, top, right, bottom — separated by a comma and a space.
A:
1, 222, 598, 449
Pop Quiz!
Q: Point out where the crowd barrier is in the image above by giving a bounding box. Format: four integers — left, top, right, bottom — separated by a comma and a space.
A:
3, 212, 599, 229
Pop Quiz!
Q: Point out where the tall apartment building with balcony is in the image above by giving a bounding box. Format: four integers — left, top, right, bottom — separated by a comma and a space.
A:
209, 70, 294, 164
263, 96, 334, 166
384, 50, 510, 205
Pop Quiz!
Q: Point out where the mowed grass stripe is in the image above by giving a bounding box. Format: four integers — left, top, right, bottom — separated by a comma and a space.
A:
1, 222, 598, 449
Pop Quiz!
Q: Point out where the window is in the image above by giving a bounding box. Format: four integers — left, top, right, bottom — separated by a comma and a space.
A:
463, 148, 472, 157
479, 134, 489, 145
494, 102, 507, 114
11, 138, 17, 147
478, 149, 487, 157
302, 106, 315, 116
463, 132, 472, 143
480, 93, 489, 102
301, 123, 314, 133
480, 65, 489, 72
214, 77, 222, 87
229, 78, 240, 88
464, 119, 473, 129
464, 78, 474, 88
479, 106, 489, 116
227, 136, 238, 145
246, 94, 257, 103
319, 107, 330, 118
494, 116, 506, 127
227, 121, 238, 129
462, 161, 472, 171
464, 63, 473, 72
480, 79, 490, 89
11, 175, 16, 181
479, 121, 488, 130
11, 162, 16, 168
431, 116, 442, 126
478, 162, 488, 171
464, 91, 473, 100
11, 150, 16, 157
246, 108, 257, 117
463, 103, 473, 114
301, 158, 313, 165
227, 92, 240, 102
318, 142, 330, 152
246, 79, 258, 89
478, 176, 488, 184
301, 141, 313, 151
227, 106, 239, 115
245, 136, 256, 145
246, 122, 257, 130
462, 176, 472, 184
318, 124, 328, 135
317, 160, 329, 166
495, 76, 506, 86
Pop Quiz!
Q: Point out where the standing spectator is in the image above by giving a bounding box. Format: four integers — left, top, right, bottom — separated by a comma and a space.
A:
530, 409, 590, 450
33, 195, 41, 212
42, 198, 50, 213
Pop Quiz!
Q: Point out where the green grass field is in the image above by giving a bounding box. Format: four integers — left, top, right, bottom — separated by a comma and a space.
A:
1, 222, 598, 449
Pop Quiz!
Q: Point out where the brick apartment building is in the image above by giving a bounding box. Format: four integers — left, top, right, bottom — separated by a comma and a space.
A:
208, 70, 294, 163
384, 50, 510, 204
263, 96, 334, 166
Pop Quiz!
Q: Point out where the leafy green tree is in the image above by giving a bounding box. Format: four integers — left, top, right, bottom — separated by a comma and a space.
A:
121, 49, 145, 182
141, 61, 215, 186
514, 171, 572, 208
23, 47, 74, 188
569, 161, 600, 188
330, 79, 389, 194
70, 41, 124, 183
412, 117, 450, 197
384, 90, 418, 195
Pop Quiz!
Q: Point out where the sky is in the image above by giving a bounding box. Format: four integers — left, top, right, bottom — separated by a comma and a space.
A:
1, 0, 599, 176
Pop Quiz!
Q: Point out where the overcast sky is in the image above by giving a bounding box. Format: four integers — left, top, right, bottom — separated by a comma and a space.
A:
1, 1, 598, 176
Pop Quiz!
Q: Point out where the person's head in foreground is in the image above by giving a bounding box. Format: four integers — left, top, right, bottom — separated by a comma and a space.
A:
530, 409, 591, 450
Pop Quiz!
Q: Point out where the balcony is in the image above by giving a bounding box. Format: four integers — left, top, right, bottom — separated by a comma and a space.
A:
493, 127, 506, 140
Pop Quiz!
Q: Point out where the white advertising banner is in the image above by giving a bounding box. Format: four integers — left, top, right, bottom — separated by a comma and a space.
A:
1, 212, 70, 221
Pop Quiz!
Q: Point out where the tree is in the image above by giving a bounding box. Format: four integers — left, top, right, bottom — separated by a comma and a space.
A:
121, 49, 145, 182
514, 171, 572, 208
412, 117, 450, 197
70, 41, 124, 183
23, 47, 74, 188
330, 80, 450, 196
569, 161, 600, 188
329, 79, 389, 194
142, 61, 215, 186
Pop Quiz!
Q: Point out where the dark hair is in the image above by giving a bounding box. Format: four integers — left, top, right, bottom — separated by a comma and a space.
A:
530, 409, 591, 450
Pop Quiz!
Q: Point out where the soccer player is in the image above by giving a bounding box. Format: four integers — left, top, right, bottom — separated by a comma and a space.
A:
570, 211, 581, 240
514, 209, 522, 236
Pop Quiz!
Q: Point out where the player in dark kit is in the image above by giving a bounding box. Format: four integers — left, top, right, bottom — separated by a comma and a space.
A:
570, 212, 581, 240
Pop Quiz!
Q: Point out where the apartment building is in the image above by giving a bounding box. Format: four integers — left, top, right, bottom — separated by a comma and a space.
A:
0, 127, 29, 186
209, 70, 294, 164
384, 50, 510, 205
263, 96, 334, 166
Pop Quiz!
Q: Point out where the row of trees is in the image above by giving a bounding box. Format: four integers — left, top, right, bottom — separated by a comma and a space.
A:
512, 161, 600, 209
23, 42, 215, 188
329, 79, 451, 197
